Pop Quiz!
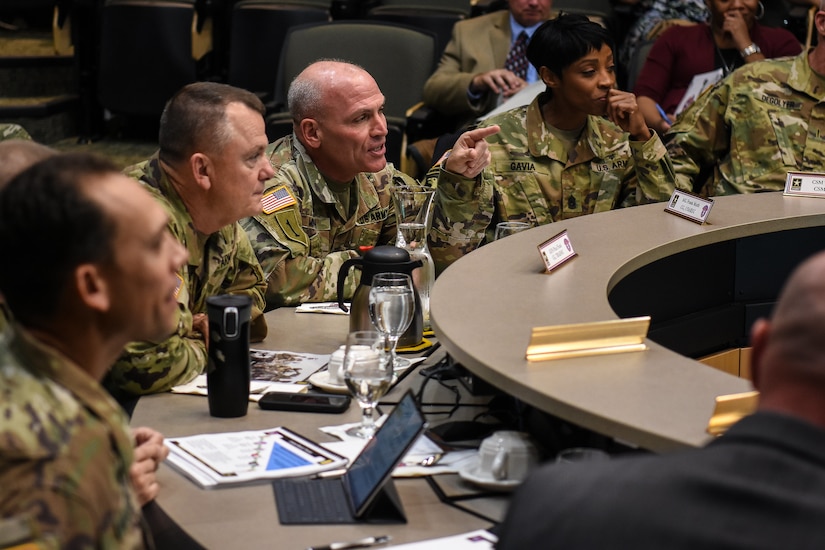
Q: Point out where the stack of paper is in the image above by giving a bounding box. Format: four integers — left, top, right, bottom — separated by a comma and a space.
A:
165, 427, 347, 488
170, 349, 330, 400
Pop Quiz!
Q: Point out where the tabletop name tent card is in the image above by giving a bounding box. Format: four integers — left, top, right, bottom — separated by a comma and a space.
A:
664, 189, 714, 224
526, 316, 651, 362
783, 171, 825, 198
706, 390, 759, 436
537, 229, 577, 273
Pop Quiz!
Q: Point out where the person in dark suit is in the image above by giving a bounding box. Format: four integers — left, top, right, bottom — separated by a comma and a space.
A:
497, 249, 825, 549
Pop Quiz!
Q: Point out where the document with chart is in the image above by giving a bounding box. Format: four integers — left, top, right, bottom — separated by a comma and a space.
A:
166, 427, 348, 488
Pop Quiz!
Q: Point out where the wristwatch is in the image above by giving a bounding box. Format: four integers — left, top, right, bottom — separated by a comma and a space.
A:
740, 43, 761, 58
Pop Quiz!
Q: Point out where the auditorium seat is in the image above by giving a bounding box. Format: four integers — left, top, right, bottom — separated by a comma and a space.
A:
227, 0, 330, 103
97, 0, 202, 121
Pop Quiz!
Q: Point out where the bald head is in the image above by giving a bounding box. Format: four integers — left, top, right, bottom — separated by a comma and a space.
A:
288, 60, 377, 123
0, 140, 56, 188
751, 251, 825, 424
761, 252, 825, 370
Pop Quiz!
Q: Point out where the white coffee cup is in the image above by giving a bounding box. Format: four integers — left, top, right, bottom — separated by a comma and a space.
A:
327, 346, 346, 385
477, 431, 539, 482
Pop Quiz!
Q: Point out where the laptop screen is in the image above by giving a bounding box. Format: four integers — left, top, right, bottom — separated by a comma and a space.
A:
343, 391, 426, 516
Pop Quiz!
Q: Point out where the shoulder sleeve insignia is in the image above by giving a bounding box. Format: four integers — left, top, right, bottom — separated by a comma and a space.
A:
174, 272, 184, 299
262, 185, 297, 214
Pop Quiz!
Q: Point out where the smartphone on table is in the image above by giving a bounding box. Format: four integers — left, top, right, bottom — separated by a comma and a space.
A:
258, 391, 351, 414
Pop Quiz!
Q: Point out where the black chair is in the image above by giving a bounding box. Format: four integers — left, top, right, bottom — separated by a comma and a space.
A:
552, 0, 613, 21
266, 20, 437, 172
625, 38, 655, 93
227, 1, 330, 103
97, 0, 202, 122
365, 5, 464, 57
365, 0, 470, 16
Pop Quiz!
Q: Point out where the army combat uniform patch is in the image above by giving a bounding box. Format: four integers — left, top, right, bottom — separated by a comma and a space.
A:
262, 185, 297, 214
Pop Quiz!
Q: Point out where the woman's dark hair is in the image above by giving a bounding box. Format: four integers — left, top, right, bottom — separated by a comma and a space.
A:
526, 13, 614, 81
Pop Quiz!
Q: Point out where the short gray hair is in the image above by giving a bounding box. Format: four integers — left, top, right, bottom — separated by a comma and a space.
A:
287, 59, 367, 124
287, 72, 324, 123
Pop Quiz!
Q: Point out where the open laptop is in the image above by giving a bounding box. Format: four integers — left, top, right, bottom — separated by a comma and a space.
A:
272, 390, 426, 524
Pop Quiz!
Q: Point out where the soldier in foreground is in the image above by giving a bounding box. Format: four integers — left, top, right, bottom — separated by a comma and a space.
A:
107, 82, 272, 398
0, 154, 187, 547
242, 60, 496, 308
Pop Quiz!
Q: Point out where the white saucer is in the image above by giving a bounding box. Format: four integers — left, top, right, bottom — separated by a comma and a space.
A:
307, 371, 349, 394
457, 457, 522, 492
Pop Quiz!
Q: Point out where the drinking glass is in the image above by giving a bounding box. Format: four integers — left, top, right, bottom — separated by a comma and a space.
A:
368, 272, 415, 371
343, 330, 391, 439
391, 184, 435, 330
494, 221, 530, 240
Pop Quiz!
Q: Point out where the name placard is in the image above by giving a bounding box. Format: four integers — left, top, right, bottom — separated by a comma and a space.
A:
538, 230, 576, 273
664, 189, 714, 224
706, 390, 759, 436
526, 316, 650, 362
784, 171, 825, 198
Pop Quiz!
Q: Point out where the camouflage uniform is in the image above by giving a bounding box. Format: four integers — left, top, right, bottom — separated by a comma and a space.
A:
240, 135, 418, 308
0, 325, 148, 549
0, 123, 32, 142
668, 52, 825, 196
107, 155, 268, 395
427, 93, 681, 274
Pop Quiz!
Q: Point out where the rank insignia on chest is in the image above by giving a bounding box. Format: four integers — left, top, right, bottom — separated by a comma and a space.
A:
262, 185, 297, 214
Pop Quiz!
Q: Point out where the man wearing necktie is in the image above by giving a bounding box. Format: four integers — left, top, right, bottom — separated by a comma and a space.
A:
422, 0, 553, 125
505, 30, 531, 81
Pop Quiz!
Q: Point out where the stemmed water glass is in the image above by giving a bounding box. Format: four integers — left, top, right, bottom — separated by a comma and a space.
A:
343, 330, 391, 439
494, 221, 530, 240
368, 272, 415, 371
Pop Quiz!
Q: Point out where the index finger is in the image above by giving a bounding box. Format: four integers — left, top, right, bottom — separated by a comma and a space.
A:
132, 426, 164, 445
464, 125, 500, 142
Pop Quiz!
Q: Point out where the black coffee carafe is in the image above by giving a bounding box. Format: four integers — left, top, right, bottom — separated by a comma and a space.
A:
337, 245, 423, 347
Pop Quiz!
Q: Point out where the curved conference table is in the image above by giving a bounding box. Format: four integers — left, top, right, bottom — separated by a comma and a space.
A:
133, 312, 499, 549
430, 191, 825, 452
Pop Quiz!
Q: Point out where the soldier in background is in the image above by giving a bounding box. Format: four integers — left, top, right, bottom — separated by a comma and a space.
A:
241, 60, 495, 309
106, 82, 272, 399
0, 139, 54, 188
0, 153, 186, 547
427, 14, 681, 275
0, 122, 32, 142
667, 2, 825, 196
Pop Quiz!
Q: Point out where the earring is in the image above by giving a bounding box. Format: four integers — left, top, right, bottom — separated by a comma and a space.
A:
756, 1, 765, 20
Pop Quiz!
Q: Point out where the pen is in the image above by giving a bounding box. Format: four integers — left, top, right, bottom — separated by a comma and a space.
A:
655, 103, 673, 125
306, 534, 391, 550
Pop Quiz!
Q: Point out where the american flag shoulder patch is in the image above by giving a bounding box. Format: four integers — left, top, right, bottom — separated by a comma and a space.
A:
262, 185, 297, 214
174, 273, 184, 299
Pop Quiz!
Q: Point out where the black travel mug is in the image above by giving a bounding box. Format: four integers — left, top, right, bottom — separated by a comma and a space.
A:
206, 294, 252, 418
